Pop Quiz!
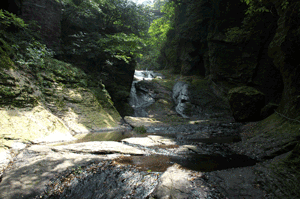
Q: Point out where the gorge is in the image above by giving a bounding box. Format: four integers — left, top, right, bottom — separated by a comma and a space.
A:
0, 0, 300, 198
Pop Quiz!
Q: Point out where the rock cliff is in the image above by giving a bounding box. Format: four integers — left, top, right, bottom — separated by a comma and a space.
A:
159, 0, 295, 121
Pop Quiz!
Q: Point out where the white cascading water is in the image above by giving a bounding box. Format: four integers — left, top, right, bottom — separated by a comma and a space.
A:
129, 70, 161, 117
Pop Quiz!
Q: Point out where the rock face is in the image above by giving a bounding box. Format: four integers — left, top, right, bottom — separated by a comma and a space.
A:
260, 102, 279, 120
172, 79, 232, 120
228, 86, 265, 122
172, 81, 190, 118
0, 57, 121, 174
102, 59, 136, 117
0, 0, 22, 15
268, 1, 300, 120
160, 0, 284, 107
21, 0, 62, 51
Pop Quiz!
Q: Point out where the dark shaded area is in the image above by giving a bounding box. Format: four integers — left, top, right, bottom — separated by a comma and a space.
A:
115, 153, 257, 172
0, 0, 22, 15
158, 0, 284, 120
38, 161, 160, 199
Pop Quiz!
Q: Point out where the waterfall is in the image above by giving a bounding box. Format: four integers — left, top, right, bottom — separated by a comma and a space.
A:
129, 70, 161, 117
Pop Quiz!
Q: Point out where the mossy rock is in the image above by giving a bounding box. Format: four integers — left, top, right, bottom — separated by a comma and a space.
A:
228, 86, 265, 122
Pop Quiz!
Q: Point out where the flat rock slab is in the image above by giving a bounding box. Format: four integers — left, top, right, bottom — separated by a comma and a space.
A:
148, 135, 177, 145
124, 116, 164, 127
152, 164, 210, 199
122, 135, 177, 147
51, 141, 146, 155
122, 137, 158, 147
0, 145, 118, 199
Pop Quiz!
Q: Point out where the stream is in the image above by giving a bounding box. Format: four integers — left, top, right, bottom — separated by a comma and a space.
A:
0, 70, 270, 199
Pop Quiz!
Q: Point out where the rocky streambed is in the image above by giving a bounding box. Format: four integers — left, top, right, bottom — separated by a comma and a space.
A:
0, 120, 276, 199
1, 70, 297, 199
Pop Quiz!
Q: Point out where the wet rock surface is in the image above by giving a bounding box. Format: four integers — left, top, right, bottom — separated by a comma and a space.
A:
172, 79, 232, 120
39, 160, 160, 199
0, 120, 273, 199
129, 70, 162, 117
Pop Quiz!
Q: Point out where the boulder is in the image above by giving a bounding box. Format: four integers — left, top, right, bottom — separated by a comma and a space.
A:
172, 81, 190, 118
228, 86, 265, 122
152, 164, 208, 199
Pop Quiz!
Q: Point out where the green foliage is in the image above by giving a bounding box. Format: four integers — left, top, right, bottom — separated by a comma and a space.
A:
15, 40, 54, 69
152, 0, 167, 11
280, 1, 289, 10
61, 0, 150, 68
100, 33, 145, 63
0, 10, 27, 29
225, 27, 251, 43
241, 0, 289, 15
0, 9, 54, 70
0, 9, 27, 69
138, 0, 177, 69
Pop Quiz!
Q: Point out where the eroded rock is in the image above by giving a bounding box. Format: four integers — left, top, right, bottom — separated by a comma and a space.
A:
40, 161, 160, 199
0, 145, 115, 199
172, 80, 232, 120
152, 164, 209, 199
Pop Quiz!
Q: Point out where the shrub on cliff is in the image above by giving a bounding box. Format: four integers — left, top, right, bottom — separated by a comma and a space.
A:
0, 9, 54, 70
0, 9, 26, 69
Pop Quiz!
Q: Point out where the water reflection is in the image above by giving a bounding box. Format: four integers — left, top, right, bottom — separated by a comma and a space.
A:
115, 153, 257, 172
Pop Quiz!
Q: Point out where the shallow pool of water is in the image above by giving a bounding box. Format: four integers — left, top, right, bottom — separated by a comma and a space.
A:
115, 153, 257, 172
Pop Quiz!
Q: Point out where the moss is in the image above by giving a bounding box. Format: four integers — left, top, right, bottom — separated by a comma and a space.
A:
134, 126, 147, 134
228, 86, 264, 96
248, 113, 300, 196
189, 78, 210, 90
0, 56, 122, 149
265, 143, 300, 198
0, 53, 14, 69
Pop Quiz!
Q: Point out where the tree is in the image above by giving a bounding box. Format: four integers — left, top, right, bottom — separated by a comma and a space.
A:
137, 0, 176, 69
60, 0, 150, 68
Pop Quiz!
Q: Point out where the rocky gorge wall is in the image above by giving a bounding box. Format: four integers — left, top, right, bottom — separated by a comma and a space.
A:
0, 57, 122, 171
159, 1, 300, 196
159, 0, 300, 121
